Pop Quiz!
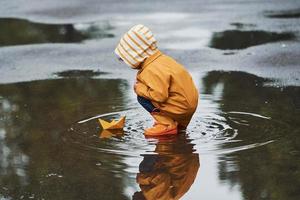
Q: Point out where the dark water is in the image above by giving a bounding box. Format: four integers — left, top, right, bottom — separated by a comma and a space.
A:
54, 70, 107, 78
209, 30, 295, 50
0, 18, 114, 46
203, 72, 300, 200
265, 9, 300, 18
0, 72, 299, 199
0, 78, 130, 199
1, 0, 300, 199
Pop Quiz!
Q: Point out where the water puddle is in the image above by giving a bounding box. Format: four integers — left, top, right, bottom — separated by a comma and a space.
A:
265, 9, 300, 18
209, 30, 295, 49
54, 70, 108, 78
68, 92, 277, 159
0, 18, 114, 47
0, 71, 299, 199
230, 22, 256, 29
223, 51, 237, 55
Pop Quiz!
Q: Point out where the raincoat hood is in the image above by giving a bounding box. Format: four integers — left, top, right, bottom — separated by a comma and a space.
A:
114, 24, 158, 69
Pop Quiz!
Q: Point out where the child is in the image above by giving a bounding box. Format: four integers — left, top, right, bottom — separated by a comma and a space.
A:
115, 24, 198, 136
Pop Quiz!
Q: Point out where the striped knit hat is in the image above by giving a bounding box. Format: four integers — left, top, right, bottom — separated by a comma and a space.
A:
115, 24, 158, 68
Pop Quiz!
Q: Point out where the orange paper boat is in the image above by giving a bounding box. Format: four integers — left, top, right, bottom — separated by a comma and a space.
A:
98, 116, 126, 130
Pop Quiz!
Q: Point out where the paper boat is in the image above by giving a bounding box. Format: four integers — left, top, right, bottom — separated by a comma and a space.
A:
98, 116, 125, 130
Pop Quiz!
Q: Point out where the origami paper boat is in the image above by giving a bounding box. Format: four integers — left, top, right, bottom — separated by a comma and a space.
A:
98, 116, 125, 130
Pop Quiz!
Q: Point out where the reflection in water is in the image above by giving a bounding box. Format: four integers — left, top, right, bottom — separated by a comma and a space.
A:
209, 30, 295, 49
0, 97, 29, 189
230, 23, 256, 29
264, 9, 300, 18
0, 78, 130, 199
202, 71, 300, 200
0, 18, 114, 46
69, 70, 299, 199
99, 129, 124, 139
0, 71, 299, 199
54, 70, 108, 78
133, 134, 200, 200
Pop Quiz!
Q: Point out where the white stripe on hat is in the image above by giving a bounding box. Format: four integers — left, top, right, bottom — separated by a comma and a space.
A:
117, 44, 137, 66
121, 38, 144, 60
128, 31, 150, 55
124, 33, 148, 57
115, 24, 158, 68
119, 40, 144, 63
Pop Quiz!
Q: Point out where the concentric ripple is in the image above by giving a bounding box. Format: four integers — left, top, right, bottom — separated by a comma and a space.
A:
63, 96, 276, 157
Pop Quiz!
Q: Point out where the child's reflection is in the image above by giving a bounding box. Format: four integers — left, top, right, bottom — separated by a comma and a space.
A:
133, 134, 200, 200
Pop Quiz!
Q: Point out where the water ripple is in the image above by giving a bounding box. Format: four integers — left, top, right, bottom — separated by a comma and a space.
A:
64, 103, 275, 157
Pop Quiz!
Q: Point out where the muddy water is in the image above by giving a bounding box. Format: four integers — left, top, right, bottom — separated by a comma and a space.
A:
0, 71, 299, 200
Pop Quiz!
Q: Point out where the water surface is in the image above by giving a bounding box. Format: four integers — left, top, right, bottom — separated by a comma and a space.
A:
0, 18, 114, 46
209, 30, 295, 50
1, 0, 300, 199
0, 71, 299, 199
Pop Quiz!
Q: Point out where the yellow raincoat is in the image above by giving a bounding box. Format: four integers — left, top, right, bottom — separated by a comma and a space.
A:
115, 24, 198, 127
134, 135, 200, 200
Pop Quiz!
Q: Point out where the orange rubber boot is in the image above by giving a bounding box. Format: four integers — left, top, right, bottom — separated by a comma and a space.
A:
144, 114, 178, 136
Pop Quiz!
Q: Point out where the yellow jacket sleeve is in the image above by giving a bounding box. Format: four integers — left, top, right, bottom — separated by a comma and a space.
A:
135, 69, 170, 103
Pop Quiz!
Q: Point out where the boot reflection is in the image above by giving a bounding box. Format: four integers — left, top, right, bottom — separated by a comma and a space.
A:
133, 134, 200, 200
